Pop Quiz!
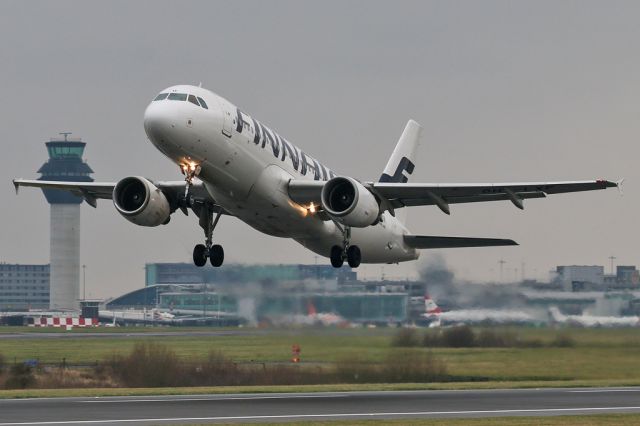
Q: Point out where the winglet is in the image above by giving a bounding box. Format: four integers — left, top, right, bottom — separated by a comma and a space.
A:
616, 178, 625, 196
12, 179, 20, 195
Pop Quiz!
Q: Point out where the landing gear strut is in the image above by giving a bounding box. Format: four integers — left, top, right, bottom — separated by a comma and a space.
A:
192, 203, 224, 268
330, 222, 361, 268
181, 163, 201, 200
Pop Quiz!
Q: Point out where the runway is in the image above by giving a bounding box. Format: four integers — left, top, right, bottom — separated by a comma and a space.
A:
1, 387, 640, 425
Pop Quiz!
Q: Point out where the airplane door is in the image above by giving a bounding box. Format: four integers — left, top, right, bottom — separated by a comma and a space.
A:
219, 100, 233, 138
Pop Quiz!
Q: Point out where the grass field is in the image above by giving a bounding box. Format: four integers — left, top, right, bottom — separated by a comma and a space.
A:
210, 415, 640, 426
2, 327, 640, 383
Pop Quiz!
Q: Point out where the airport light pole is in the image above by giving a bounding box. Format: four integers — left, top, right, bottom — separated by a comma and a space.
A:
609, 256, 616, 276
498, 259, 506, 283
203, 281, 207, 322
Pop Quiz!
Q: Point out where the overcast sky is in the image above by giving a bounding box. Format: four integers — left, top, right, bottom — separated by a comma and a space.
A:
0, 1, 637, 298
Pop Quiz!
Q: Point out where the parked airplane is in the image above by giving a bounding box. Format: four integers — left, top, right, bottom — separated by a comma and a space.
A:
14, 85, 620, 268
264, 301, 348, 327
549, 307, 640, 327
421, 296, 539, 326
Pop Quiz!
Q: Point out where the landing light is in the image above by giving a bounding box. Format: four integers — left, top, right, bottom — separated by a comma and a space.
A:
309, 202, 316, 214
180, 162, 201, 176
287, 200, 308, 217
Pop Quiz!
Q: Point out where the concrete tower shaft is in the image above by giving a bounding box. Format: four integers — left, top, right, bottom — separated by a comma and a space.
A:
50, 204, 80, 310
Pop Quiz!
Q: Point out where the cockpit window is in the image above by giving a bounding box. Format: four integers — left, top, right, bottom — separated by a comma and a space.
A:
154, 93, 168, 101
188, 94, 200, 106
167, 93, 188, 101
197, 97, 208, 109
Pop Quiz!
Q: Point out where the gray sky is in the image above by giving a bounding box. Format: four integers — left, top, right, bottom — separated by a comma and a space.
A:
0, 1, 637, 298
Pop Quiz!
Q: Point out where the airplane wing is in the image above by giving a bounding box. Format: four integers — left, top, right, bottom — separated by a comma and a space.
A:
288, 179, 619, 215
404, 235, 517, 249
13, 179, 215, 209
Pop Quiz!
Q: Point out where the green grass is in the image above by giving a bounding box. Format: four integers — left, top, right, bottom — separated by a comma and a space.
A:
0, 329, 394, 364
2, 326, 640, 383
208, 414, 640, 426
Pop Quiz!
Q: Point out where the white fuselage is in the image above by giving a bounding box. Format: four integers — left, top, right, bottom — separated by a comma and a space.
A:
143, 85, 418, 264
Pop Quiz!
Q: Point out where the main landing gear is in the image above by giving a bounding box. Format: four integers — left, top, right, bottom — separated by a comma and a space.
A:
193, 204, 224, 267
329, 224, 362, 269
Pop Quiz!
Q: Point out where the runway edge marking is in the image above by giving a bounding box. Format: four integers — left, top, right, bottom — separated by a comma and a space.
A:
2, 406, 640, 425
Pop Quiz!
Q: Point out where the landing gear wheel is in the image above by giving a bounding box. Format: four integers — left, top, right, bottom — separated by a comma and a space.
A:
346, 245, 361, 268
330, 245, 344, 268
209, 244, 224, 267
193, 244, 207, 267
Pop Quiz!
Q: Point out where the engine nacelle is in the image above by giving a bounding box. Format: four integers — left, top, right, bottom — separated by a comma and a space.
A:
321, 176, 380, 227
113, 176, 171, 227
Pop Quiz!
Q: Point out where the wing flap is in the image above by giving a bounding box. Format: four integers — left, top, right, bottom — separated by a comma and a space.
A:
393, 191, 547, 208
374, 179, 617, 212
404, 235, 518, 249
373, 179, 616, 198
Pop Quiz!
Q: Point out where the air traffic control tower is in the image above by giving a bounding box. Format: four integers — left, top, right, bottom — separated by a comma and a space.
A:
38, 133, 94, 311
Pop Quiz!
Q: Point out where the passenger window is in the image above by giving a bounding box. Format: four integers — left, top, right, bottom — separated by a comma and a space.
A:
188, 95, 200, 106
154, 93, 168, 101
168, 93, 188, 101
197, 97, 208, 109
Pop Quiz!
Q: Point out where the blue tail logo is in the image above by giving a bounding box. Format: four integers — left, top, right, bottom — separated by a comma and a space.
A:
379, 157, 415, 183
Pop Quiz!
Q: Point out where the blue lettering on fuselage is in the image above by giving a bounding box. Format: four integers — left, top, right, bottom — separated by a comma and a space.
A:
236, 108, 333, 181
299, 150, 308, 175
263, 125, 280, 158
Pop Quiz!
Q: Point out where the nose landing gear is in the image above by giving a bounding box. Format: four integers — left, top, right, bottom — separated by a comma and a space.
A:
181, 162, 201, 199
329, 223, 362, 268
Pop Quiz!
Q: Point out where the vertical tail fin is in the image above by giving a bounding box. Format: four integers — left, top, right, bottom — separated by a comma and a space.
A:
424, 295, 442, 316
379, 120, 422, 183
379, 119, 423, 224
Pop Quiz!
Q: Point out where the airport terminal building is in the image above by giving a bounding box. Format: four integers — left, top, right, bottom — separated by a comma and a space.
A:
144, 263, 357, 286
0, 263, 50, 310
107, 263, 407, 325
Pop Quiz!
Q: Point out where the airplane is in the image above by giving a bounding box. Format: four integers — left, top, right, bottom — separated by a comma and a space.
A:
420, 296, 539, 326
304, 300, 348, 327
259, 300, 348, 327
99, 308, 218, 326
13, 84, 620, 269
549, 306, 640, 327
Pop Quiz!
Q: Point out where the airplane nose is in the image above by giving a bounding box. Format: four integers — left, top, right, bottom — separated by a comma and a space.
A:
143, 101, 176, 140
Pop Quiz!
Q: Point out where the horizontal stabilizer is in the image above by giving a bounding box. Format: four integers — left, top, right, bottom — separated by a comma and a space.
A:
404, 235, 518, 249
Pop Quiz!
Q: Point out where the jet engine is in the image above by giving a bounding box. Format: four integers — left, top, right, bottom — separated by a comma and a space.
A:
320, 176, 380, 227
113, 176, 171, 227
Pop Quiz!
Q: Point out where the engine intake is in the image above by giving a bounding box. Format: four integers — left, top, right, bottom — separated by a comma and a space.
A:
113, 177, 171, 227
321, 176, 380, 227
